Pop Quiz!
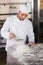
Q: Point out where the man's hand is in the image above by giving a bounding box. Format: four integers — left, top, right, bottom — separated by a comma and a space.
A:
9, 32, 16, 39
28, 42, 35, 46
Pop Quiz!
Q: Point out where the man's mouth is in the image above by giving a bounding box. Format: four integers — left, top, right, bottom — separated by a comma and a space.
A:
20, 18, 25, 21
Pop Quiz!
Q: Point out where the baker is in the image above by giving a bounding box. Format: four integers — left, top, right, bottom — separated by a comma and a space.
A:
1, 4, 35, 64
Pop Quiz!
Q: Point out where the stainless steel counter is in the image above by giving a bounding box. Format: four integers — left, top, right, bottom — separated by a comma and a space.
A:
7, 43, 43, 65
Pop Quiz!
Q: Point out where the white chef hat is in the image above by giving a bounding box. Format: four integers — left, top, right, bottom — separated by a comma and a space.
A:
19, 4, 29, 14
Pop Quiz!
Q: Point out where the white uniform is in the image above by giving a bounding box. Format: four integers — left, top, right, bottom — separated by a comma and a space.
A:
1, 15, 35, 51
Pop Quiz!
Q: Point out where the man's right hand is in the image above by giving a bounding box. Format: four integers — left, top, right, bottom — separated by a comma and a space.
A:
9, 32, 16, 39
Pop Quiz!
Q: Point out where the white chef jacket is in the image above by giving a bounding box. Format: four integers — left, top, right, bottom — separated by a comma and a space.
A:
1, 15, 35, 51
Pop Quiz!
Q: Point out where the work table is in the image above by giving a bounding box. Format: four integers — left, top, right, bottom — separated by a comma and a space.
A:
7, 43, 43, 65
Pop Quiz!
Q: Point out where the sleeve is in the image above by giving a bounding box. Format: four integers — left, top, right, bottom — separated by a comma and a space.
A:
1, 17, 10, 39
28, 22, 35, 43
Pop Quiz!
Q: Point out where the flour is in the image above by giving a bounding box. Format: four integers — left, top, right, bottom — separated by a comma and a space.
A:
7, 40, 31, 61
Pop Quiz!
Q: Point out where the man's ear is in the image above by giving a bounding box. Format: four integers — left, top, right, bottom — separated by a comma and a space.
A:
19, 10, 21, 12
18, 10, 21, 14
19, 10, 22, 13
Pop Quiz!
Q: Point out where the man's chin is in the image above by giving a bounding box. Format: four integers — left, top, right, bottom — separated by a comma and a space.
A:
20, 19, 25, 21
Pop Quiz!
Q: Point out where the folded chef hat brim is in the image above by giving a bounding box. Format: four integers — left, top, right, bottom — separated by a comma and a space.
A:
19, 4, 29, 14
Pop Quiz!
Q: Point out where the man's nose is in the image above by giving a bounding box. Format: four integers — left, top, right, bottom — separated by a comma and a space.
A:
22, 16, 25, 18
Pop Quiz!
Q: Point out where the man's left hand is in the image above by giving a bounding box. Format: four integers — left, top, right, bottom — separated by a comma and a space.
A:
28, 42, 35, 46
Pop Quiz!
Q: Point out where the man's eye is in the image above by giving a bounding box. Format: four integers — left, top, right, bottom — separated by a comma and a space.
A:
22, 14, 24, 16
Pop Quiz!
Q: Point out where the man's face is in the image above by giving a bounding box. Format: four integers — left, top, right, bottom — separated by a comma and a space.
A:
18, 11, 28, 20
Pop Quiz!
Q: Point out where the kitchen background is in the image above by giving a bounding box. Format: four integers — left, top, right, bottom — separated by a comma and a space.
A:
0, 0, 43, 65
